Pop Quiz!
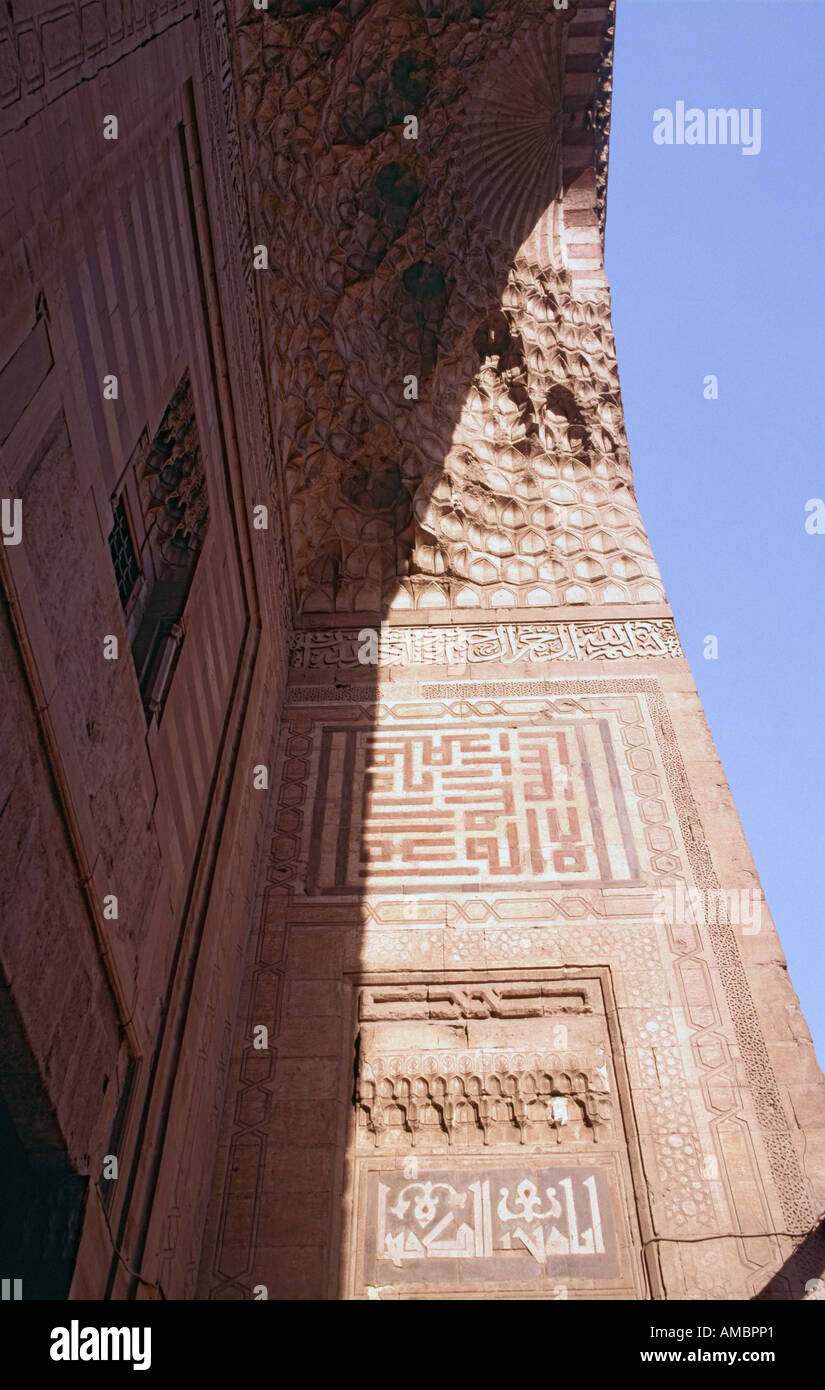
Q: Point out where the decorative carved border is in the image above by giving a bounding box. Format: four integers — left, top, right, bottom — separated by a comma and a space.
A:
198, 0, 293, 626
289, 618, 682, 670
0, 0, 193, 133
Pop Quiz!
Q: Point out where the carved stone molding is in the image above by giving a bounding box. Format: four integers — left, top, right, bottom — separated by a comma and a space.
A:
198, 1, 294, 628
355, 978, 614, 1152
0, 0, 193, 134
359, 982, 594, 1021
357, 1042, 612, 1149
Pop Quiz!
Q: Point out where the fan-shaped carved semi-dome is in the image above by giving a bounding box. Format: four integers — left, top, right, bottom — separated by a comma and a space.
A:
461, 19, 564, 248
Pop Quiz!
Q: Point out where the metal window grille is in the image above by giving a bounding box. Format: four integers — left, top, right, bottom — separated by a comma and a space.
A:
108, 496, 140, 608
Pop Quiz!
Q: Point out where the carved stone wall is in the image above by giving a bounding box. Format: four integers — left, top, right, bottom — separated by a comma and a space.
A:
194, 0, 825, 1303
349, 972, 643, 1296
0, 0, 293, 1299
0, 0, 194, 135
199, 670, 825, 1299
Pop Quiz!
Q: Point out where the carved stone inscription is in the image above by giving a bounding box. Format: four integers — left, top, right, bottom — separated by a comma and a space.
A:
359, 981, 592, 1021
347, 977, 643, 1296
364, 1163, 619, 1287
308, 717, 641, 895
289, 619, 682, 669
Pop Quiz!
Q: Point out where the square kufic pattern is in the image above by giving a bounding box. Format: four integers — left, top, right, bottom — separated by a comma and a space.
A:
295, 713, 643, 897
342, 973, 648, 1299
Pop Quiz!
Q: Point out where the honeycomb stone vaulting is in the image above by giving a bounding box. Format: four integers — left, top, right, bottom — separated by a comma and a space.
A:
238, 0, 664, 614
0, 0, 823, 1305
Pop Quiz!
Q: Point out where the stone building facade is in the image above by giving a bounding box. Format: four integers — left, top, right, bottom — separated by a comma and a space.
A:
0, 0, 823, 1301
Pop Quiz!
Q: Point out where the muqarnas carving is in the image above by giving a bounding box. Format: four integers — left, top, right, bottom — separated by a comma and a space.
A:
237, 0, 664, 612
355, 982, 614, 1151
409, 301, 662, 602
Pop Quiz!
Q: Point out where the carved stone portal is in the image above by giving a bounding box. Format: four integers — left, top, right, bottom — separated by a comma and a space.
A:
347, 974, 644, 1296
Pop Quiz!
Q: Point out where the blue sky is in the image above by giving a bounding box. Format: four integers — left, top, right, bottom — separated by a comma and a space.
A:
606, 0, 825, 1065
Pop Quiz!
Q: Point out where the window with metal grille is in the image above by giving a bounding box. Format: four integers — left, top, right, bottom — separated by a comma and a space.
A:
108, 496, 140, 608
